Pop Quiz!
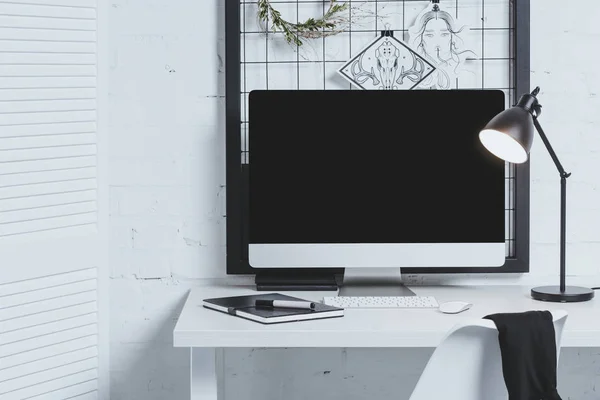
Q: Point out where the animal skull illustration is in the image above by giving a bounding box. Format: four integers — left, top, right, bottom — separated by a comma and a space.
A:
375, 40, 400, 90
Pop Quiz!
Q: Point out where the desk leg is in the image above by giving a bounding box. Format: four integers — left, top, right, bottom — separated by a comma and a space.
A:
191, 348, 223, 400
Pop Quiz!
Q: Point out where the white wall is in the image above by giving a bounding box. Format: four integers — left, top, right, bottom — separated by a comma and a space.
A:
108, 0, 600, 399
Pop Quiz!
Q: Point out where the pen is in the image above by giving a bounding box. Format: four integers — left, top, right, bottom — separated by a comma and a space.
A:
255, 299, 316, 310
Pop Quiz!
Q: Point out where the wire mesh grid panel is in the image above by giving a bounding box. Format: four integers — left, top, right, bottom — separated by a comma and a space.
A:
239, 0, 516, 257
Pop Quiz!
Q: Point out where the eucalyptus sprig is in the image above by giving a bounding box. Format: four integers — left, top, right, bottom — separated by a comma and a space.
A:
257, 0, 349, 46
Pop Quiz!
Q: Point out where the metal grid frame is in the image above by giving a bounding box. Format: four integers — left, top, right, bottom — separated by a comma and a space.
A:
226, 0, 530, 275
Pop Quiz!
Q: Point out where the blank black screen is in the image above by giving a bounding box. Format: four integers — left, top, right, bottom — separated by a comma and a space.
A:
249, 89, 505, 244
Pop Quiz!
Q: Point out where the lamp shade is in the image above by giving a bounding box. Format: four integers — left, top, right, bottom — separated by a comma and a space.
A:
479, 106, 534, 164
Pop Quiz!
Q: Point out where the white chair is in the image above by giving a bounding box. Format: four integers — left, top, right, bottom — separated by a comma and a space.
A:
408, 310, 568, 400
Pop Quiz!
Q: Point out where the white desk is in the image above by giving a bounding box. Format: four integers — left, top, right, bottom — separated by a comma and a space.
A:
173, 284, 600, 400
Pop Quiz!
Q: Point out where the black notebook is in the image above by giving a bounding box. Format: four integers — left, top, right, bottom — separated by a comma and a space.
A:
202, 293, 344, 324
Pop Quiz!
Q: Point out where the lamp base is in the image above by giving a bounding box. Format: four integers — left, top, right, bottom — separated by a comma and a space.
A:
531, 286, 595, 302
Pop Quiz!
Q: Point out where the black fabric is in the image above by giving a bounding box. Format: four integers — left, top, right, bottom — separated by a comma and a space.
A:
484, 310, 562, 400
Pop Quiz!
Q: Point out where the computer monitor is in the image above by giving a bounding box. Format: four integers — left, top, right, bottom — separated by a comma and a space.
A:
248, 89, 506, 294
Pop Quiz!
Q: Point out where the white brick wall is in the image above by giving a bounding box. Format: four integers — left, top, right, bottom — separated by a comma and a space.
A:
109, 0, 600, 398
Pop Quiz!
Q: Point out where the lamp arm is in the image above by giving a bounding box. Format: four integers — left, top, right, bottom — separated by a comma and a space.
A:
533, 115, 569, 292
532, 116, 571, 178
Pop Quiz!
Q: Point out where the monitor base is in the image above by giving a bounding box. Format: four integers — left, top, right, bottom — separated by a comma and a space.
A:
339, 268, 416, 297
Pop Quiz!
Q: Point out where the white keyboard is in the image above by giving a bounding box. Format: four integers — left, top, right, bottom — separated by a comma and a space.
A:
322, 296, 439, 309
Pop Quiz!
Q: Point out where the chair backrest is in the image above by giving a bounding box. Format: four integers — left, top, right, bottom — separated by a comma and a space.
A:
408, 310, 568, 400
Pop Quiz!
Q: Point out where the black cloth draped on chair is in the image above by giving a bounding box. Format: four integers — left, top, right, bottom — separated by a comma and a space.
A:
484, 310, 563, 400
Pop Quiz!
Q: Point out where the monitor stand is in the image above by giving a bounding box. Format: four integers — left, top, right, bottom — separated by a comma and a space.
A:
338, 267, 416, 297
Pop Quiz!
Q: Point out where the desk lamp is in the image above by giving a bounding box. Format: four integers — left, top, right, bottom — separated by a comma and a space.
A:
479, 86, 595, 302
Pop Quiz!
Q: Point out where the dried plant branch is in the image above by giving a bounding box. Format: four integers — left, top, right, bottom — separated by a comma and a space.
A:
258, 0, 349, 46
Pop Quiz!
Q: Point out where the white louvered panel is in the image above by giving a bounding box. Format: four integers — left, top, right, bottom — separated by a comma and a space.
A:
0, 289, 96, 322
0, 111, 95, 126
0, 6, 99, 244
0, 329, 98, 368
0, 312, 97, 345
0, 189, 96, 213
0, 165, 96, 186
0, 178, 96, 198
0, 223, 96, 243
0, 16, 95, 31
0, 122, 96, 137
0, 356, 97, 394
65, 388, 99, 400
25, 381, 98, 400
0, 0, 101, 396
0, 267, 95, 297
0, 201, 96, 225
0, 28, 96, 43
0, 99, 97, 113
0, 278, 96, 308
0, 134, 96, 151
26, 382, 98, 400
0, 157, 95, 175
0, 78, 95, 90
0, 40, 95, 53
1, 369, 98, 400
0, 271, 99, 395
0, 333, 96, 370
1, 167, 96, 187
0, 346, 98, 382
0, 219, 96, 240
2, 302, 97, 333
0, 182, 96, 206
0, 3, 96, 19
0, 213, 96, 237
0, 144, 96, 163
0, 53, 96, 65
1, 0, 95, 7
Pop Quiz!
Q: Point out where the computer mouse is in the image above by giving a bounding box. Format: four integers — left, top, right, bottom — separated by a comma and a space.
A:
439, 301, 472, 314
